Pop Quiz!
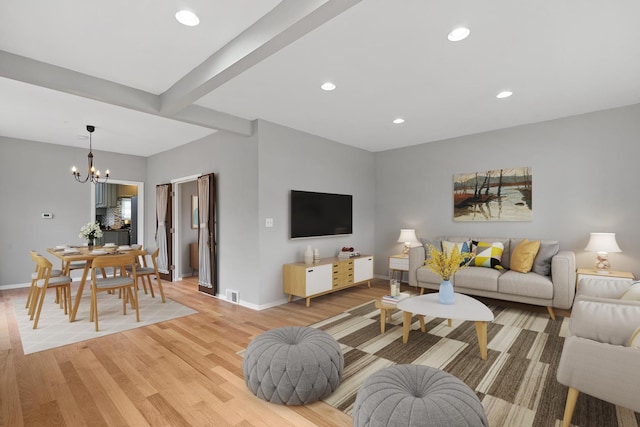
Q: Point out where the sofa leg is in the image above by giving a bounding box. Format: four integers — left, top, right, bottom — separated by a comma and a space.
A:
547, 306, 556, 320
419, 288, 424, 295
562, 387, 579, 427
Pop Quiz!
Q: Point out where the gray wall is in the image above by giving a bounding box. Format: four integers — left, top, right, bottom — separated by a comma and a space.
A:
256, 120, 376, 307
0, 136, 146, 285
374, 103, 640, 278
144, 120, 375, 309
145, 129, 261, 306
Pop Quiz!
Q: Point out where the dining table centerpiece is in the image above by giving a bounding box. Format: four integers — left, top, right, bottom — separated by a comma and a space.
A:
424, 244, 472, 304
79, 221, 103, 250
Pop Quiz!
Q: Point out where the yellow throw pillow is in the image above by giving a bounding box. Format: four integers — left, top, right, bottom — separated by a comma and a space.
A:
510, 239, 541, 273
629, 326, 640, 348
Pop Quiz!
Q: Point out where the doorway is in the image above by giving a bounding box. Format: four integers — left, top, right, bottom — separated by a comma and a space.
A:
90, 179, 144, 244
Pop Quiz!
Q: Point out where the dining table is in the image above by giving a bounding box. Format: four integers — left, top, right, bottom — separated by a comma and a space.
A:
47, 245, 145, 322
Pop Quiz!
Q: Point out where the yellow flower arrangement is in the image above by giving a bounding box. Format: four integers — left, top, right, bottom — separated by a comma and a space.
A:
424, 244, 472, 281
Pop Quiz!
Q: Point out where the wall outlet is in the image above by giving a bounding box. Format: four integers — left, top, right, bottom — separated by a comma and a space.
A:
226, 290, 239, 304
41, 212, 53, 219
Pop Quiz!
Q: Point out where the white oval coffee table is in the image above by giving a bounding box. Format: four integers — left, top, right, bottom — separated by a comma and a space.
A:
396, 293, 494, 360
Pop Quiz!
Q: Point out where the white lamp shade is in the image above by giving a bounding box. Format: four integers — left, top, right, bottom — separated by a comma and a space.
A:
397, 229, 419, 244
584, 232, 621, 253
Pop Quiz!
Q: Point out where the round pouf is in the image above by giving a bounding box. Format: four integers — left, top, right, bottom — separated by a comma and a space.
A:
353, 365, 488, 427
242, 326, 343, 405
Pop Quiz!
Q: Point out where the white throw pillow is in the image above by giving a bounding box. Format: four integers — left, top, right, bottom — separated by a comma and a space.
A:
621, 282, 640, 301
629, 326, 640, 348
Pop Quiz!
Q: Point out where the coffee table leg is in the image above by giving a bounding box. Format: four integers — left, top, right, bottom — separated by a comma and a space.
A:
418, 315, 425, 332
475, 321, 488, 360
379, 308, 386, 333
402, 311, 413, 343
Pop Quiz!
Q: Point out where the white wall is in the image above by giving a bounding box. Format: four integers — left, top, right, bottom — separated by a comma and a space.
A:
0, 136, 146, 286
374, 103, 640, 278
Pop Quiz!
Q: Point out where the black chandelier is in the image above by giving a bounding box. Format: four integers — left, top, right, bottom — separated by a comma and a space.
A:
71, 125, 109, 184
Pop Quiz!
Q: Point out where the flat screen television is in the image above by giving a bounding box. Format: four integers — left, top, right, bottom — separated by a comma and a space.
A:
290, 190, 353, 239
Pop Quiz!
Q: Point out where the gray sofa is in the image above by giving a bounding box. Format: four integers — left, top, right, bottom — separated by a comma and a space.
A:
408, 236, 576, 318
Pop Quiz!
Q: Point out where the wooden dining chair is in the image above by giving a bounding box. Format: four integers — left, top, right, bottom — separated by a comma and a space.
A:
90, 253, 139, 331
134, 249, 165, 303
26, 251, 62, 311
30, 254, 72, 329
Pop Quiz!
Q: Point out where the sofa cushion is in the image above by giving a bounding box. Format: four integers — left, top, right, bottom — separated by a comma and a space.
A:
532, 240, 559, 276
454, 267, 502, 292
471, 241, 505, 270
416, 266, 443, 285
498, 271, 553, 299
510, 239, 540, 273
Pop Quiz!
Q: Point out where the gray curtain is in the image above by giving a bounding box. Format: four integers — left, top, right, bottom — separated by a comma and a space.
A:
198, 175, 212, 288
156, 184, 169, 274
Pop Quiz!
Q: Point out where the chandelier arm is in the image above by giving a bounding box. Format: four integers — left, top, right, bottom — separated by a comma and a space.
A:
70, 125, 109, 184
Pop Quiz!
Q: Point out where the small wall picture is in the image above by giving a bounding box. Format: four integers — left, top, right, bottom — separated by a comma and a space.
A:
453, 167, 532, 222
191, 195, 199, 229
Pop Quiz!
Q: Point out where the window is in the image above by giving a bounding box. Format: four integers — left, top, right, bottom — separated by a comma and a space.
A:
121, 198, 132, 220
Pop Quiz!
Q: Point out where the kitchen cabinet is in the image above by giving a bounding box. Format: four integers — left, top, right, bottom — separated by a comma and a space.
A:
96, 183, 118, 208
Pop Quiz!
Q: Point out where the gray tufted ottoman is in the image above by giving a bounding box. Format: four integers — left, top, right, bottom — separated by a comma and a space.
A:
353, 365, 488, 427
242, 326, 343, 405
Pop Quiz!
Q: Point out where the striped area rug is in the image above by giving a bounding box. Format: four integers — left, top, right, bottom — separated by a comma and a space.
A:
309, 300, 639, 427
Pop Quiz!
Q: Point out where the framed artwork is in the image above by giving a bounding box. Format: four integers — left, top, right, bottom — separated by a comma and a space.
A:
191, 195, 199, 229
453, 167, 532, 222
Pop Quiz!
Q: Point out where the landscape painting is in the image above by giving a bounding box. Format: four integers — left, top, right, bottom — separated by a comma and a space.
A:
453, 167, 532, 221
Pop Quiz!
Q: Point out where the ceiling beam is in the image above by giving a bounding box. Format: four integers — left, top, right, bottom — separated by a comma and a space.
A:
159, 0, 363, 116
0, 50, 253, 136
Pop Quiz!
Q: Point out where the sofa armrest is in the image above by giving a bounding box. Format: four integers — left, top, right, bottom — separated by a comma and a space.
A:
408, 245, 425, 288
551, 250, 576, 309
557, 336, 640, 412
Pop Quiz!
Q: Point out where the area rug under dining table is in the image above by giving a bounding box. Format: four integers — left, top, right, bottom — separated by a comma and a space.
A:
303, 300, 639, 427
14, 282, 197, 355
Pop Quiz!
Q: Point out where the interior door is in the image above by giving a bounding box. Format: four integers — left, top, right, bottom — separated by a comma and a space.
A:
156, 183, 174, 281
197, 173, 217, 295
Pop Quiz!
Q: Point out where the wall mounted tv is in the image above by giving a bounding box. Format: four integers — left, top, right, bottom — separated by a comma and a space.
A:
290, 190, 353, 239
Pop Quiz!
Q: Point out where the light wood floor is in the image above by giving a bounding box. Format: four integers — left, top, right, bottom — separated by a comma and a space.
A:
0, 277, 567, 426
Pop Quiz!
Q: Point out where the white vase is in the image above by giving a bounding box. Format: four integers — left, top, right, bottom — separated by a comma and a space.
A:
304, 245, 314, 264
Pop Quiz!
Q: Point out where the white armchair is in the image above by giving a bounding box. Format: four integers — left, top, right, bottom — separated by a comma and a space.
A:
556, 288, 640, 427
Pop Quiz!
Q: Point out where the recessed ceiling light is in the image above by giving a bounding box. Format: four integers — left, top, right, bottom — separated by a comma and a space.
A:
321, 82, 336, 91
448, 27, 470, 42
496, 91, 513, 99
175, 10, 200, 26
393, 118, 405, 124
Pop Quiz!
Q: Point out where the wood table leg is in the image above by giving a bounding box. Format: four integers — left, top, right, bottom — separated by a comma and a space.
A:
402, 311, 412, 343
475, 321, 488, 360
379, 308, 386, 333
70, 263, 91, 322
447, 319, 452, 327
418, 315, 426, 332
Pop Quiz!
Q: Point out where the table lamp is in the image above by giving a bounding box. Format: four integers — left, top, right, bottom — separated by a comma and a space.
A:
584, 232, 621, 273
397, 229, 419, 254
